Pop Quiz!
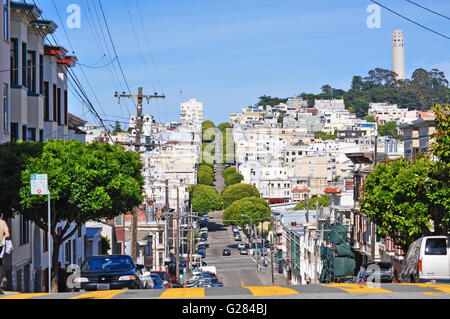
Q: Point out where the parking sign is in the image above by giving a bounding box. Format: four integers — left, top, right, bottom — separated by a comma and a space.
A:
31, 174, 49, 195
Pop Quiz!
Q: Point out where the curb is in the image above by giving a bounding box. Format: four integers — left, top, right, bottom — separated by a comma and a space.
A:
0, 289, 3, 296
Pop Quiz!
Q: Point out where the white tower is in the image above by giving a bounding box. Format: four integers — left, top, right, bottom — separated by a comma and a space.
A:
392, 30, 405, 80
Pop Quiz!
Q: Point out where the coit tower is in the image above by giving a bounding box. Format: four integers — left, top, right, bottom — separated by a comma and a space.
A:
392, 30, 405, 80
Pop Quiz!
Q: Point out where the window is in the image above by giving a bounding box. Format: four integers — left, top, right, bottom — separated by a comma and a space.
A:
3, 83, 8, 133
10, 38, 18, 85
3, 0, 8, 40
27, 127, 36, 142
27, 51, 36, 92
425, 238, 447, 256
42, 229, 48, 253
115, 215, 123, 226
53, 85, 57, 122
20, 215, 30, 246
10, 122, 18, 141
39, 55, 44, 94
22, 43, 27, 87
44, 82, 49, 121
158, 231, 164, 244
64, 90, 68, 125
57, 88, 61, 125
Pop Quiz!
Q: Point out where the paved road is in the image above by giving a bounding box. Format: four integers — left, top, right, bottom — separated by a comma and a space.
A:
214, 163, 225, 193
204, 212, 263, 287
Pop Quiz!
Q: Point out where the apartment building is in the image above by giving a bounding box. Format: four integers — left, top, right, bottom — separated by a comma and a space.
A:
368, 103, 418, 125
1, 0, 10, 144
400, 114, 436, 160
180, 98, 204, 131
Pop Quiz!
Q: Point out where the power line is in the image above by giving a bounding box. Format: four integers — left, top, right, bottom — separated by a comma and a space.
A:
406, 0, 450, 20
369, 0, 450, 40
97, 0, 137, 107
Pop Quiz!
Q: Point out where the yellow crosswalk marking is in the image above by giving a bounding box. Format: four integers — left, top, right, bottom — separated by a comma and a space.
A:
424, 292, 440, 296
245, 286, 299, 297
70, 290, 125, 300
399, 283, 450, 294
159, 288, 205, 299
322, 283, 393, 294
0, 293, 52, 299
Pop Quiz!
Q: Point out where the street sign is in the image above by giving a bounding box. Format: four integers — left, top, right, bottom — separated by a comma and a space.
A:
31, 174, 49, 195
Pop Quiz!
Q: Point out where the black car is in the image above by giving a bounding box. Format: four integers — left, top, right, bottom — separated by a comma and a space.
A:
73, 255, 144, 291
223, 248, 231, 256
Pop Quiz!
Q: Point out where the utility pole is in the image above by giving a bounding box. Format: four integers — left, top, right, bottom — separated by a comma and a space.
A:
176, 187, 180, 283
371, 135, 378, 262
114, 88, 165, 262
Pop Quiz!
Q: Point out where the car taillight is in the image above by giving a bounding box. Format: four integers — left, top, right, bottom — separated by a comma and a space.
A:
418, 260, 422, 272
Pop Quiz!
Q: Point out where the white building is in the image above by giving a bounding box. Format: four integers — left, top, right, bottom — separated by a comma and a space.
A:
180, 98, 204, 131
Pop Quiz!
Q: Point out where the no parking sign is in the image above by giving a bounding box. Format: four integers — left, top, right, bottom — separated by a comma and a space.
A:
31, 174, 49, 195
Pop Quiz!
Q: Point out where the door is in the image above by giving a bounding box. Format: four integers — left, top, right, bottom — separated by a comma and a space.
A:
421, 237, 450, 281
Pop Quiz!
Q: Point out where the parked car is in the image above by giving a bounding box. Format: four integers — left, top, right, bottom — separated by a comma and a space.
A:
200, 227, 208, 234
197, 243, 208, 250
193, 266, 217, 276
238, 243, 246, 250
150, 274, 164, 289
151, 271, 172, 288
223, 248, 231, 256
234, 234, 242, 241
359, 262, 394, 283
73, 255, 144, 291
400, 236, 450, 283
240, 249, 249, 255
136, 264, 154, 289
200, 233, 208, 241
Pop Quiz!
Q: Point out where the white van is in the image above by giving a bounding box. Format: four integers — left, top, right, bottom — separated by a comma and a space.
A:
400, 236, 450, 283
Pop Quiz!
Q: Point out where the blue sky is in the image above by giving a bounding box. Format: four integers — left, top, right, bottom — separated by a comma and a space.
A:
35, 0, 450, 125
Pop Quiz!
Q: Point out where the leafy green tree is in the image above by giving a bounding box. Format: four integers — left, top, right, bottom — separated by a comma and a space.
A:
363, 115, 377, 123
314, 131, 337, 140
221, 183, 260, 208
222, 197, 271, 228
224, 173, 244, 186
198, 170, 214, 185
217, 123, 232, 131
294, 195, 330, 210
202, 121, 217, 143
101, 236, 111, 255
379, 121, 398, 137
277, 111, 286, 124
19, 140, 144, 292
189, 185, 224, 215
360, 156, 441, 249
111, 121, 124, 135
222, 167, 238, 178
0, 142, 44, 219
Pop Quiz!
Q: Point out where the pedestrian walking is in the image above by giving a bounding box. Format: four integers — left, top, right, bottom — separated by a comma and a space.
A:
0, 216, 11, 290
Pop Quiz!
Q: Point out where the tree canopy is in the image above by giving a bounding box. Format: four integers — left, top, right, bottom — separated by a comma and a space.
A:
221, 183, 261, 208
189, 184, 224, 215
222, 197, 271, 227
379, 121, 398, 138
294, 195, 330, 210
18, 140, 144, 291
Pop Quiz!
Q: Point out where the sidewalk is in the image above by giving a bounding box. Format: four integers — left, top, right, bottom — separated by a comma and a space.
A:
251, 255, 289, 286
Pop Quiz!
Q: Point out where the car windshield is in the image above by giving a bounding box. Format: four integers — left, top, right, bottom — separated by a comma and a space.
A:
425, 238, 448, 255
150, 275, 162, 285
82, 256, 134, 272
152, 272, 169, 282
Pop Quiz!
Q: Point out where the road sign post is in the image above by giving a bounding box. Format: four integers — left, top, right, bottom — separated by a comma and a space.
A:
31, 174, 51, 293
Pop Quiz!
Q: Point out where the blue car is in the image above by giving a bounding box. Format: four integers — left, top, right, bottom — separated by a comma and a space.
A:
150, 274, 164, 289
73, 255, 144, 291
